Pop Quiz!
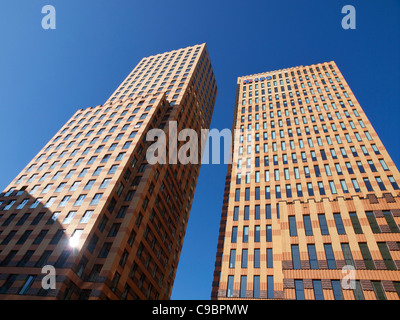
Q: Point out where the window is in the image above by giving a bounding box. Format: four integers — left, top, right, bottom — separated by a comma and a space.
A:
240, 276, 247, 298
377, 242, 396, 270
324, 243, 336, 269
383, 211, 399, 233
318, 214, 329, 235
295, 280, 304, 300
352, 179, 361, 192
227, 276, 234, 298
245, 188, 250, 201
363, 177, 373, 191
266, 225, 272, 242
255, 205, 260, 220
254, 249, 260, 268
241, 249, 248, 268
63, 211, 76, 224
375, 177, 386, 191
233, 207, 239, 221
84, 180, 95, 190
253, 276, 260, 299
332, 280, 343, 300
313, 280, 324, 300
388, 176, 399, 190
231, 227, 238, 243
229, 249, 236, 268
100, 178, 111, 189
80, 210, 94, 224
93, 167, 103, 176
333, 213, 345, 234
59, 196, 70, 207
108, 165, 119, 174
340, 180, 349, 193
292, 244, 301, 269
366, 211, 381, 234
289, 216, 297, 236
18, 275, 36, 295
349, 212, 363, 234
372, 281, 386, 300
307, 183, 314, 196
359, 243, 375, 270
74, 195, 86, 206
90, 193, 103, 205
318, 182, 325, 195
254, 225, 260, 242
243, 226, 249, 243
308, 244, 318, 269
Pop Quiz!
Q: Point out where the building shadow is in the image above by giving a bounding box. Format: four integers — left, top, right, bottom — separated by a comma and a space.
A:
0, 189, 82, 299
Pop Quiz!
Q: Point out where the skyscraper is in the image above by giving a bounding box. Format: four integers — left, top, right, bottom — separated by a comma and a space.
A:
0, 43, 217, 299
212, 61, 400, 300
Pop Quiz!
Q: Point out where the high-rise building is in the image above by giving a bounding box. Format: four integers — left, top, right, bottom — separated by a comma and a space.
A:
212, 61, 400, 300
0, 43, 217, 299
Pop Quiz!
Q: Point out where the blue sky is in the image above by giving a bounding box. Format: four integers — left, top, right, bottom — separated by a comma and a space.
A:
0, 0, 399, 299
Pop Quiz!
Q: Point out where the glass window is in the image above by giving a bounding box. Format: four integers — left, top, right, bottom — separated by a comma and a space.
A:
318, 214, 329, 235
291, 244, 301, 269
334, 213, 346, 235
313, 280, 324, 300
324, 243, 336, 269
229, 249, 236, 268
289, 216, 297, 236
349, 212, 363, 234
295, 280, 304, 300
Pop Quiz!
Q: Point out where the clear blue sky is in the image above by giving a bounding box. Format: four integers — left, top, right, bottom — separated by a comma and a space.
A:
0, 0, 399, 299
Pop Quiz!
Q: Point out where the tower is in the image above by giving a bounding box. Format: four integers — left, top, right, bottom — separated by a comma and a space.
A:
212, 61, 400, 300
0, 43, 217, 299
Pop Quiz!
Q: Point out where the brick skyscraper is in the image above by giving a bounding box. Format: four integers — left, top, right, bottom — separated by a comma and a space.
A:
212, 61, 400, 300
0, 43, 217, 299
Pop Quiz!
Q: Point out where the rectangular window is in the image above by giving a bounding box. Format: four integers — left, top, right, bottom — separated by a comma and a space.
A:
266, 204, 271, 219
371, 281, 386, 300
243, 226, 249, 243
254, 225, 260, 242
318, 214, 329, 235
254, 249, 260, 268
324, 243, 336, 269
227, 276, 234, 298
332, 280, 343, 300
333, 213, 346, 235
266, 225, 272, 242
231, 227, 238, 243
349, 212, 363, 234
295, 280, 304, 300
229, 249, 236, 268
240, 276, 247, 298
241, 249, 248, 268
308, 244, 318, 269
292, 244, 301, 269
289, 216, 297, 236
365, 211, 381, 234
253, 276, 260, 299
377, 242, 396, 270
383, 211, 399, 233
359, 243, 375, 270
303, 215, 313, 236
313, 280, 324, 300
267, 276, 274, 299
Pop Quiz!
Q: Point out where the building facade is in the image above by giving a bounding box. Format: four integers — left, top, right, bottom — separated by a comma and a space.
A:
0, 43, 217, 299
212, 61, 400, 300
